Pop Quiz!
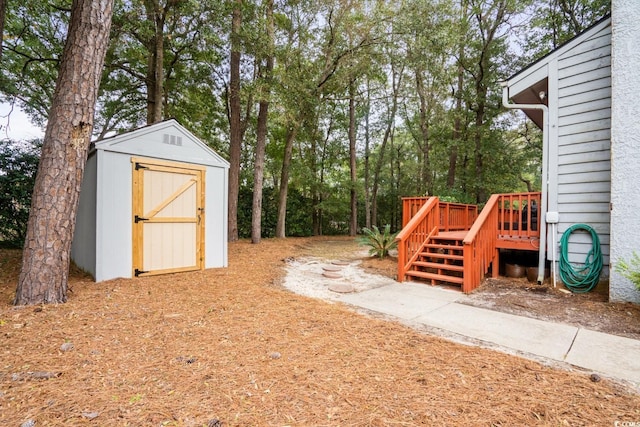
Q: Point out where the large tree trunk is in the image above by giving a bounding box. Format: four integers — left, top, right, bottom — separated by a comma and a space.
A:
448, 0, 468, 190
474, 92, 486, 203
448, 52, 464, 189
15, 0, 114, 305
251, 0, 274, 244
228, 0, 242, 242
275, 125, 299, 238
415, 70, 433, 195
0, 0, 5, 61
363, 82, 371, 229
144, 0, 165, 124
371, 63, 402, 225
348, 80, 357, 236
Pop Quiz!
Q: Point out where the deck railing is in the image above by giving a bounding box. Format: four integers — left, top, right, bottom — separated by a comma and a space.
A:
401, 197, 430, 227
497, 192, 541, 247
401, 197, 478, 231
439, 202, 478, 232
462, 194, 500, 293
396, 197, 439, 282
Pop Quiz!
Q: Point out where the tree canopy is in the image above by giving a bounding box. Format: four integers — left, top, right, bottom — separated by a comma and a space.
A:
0, 0, 611, 239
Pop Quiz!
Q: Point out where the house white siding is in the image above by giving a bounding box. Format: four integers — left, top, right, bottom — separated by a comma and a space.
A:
553, 23, 612, 267
610, 0, 640, 303
506, 11, 640, 303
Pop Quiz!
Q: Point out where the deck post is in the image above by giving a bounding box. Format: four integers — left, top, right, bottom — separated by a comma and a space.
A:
397, 244, 406, 282
462, 243, 472, 293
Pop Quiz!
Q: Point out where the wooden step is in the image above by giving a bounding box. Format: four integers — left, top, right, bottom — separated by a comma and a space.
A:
412, 260, 464, 271
430, 236, 463, 244
407, 232, 466, 287
405, 270, 464, 285
424, 246, 463, 255
418, 251, 463, 262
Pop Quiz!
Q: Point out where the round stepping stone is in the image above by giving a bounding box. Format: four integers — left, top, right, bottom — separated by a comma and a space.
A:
322, 265, 342, 272
323, 271, 342, 279
332, 260, 351, 266
328, 283, 354, 293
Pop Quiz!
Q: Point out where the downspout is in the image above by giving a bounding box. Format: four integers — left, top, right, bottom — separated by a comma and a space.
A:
500, 82, 549, 284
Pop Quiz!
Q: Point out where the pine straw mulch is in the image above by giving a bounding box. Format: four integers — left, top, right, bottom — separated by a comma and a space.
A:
1, 237, 639, 427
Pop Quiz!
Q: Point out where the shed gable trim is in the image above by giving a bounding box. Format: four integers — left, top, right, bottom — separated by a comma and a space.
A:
94, 119, 230, 168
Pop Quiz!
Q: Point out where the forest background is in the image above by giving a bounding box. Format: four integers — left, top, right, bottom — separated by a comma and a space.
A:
0, 0, 611, 246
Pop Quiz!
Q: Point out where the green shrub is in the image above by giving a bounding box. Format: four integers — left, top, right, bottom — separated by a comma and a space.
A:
616, 251, 640, 291
357, 224, 398, 259
0, 139, 41, 248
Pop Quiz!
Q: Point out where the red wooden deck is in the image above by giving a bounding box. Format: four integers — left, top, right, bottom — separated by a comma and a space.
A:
396, 193, 541, 293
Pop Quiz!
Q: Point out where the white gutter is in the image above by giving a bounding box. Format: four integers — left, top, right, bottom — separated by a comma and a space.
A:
500, 82, 549, 284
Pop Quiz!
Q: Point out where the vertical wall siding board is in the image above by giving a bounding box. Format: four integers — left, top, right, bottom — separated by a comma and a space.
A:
71, 154, 98, 277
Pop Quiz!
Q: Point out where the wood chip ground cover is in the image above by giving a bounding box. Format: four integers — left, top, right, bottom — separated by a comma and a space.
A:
1, 237, 639, 426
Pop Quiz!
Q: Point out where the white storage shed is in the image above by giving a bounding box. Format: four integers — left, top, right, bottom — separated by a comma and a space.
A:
71, 119, 229, 282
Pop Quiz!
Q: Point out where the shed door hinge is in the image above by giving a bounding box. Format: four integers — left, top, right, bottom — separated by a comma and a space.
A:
134, 215, 148, 223
135, 163, 148, 170
134, 269, 149, 277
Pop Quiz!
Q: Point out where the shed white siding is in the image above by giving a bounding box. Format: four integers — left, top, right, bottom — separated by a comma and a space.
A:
96, 150, 134, 281
205, 165, 228, 269
71, 154, 97, 274
71, 119, 229, 282
553, 23, 612, 266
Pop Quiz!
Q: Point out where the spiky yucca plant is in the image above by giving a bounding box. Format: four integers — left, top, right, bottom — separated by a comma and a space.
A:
357, 224, 398, 259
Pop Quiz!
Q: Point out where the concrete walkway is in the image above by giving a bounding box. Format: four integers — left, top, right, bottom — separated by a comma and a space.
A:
334, 281, 640, 388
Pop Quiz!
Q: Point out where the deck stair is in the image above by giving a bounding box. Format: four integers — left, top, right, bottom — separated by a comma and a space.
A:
405, 234, 464, 286
397, 193, 542, 293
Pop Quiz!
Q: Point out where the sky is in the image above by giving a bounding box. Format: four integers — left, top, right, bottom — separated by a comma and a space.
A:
0, 103, 45, 141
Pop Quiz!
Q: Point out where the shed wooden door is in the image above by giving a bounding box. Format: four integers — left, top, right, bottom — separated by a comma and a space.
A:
132, 158, 205, 277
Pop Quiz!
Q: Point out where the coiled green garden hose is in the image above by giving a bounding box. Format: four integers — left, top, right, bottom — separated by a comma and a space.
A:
559, 223, 603, 293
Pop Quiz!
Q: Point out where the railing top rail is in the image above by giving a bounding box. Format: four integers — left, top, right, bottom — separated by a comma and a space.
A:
493, 191, 541, 197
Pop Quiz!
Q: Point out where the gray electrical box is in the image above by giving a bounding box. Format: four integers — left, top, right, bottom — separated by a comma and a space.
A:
546, 211, 559, 223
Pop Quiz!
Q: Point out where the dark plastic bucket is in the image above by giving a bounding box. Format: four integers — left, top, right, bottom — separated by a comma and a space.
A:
526, 266, 550, 282
505, 263, 526, 278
